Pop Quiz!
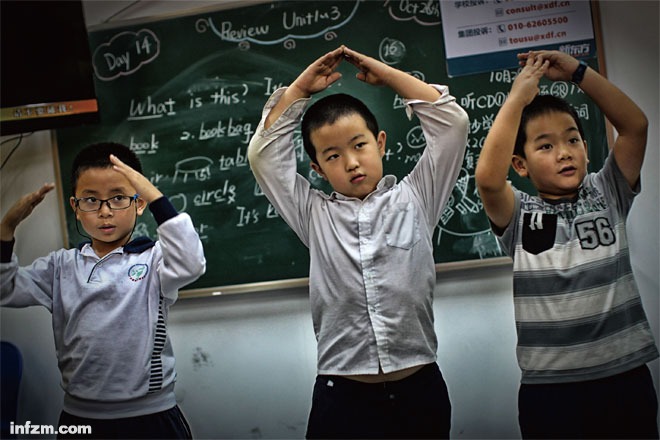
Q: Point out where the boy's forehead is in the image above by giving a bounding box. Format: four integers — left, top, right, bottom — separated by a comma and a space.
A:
525, 111, 577, 133
528, 109, 575, 124
323, 110, 369, 127
311, 113, 372, 144
74, 166, 133, 192
74, 165, 111, 182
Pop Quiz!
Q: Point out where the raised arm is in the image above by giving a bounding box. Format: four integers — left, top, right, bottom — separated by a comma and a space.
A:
342, 46, 440, 102
475, 55, 549, 230
1, 183, 57, 308
110, 154, 205, 299
264, 46, 345, 129
519, 50, 648, 188
110, 154, 163, 204
1, 183, 55, 241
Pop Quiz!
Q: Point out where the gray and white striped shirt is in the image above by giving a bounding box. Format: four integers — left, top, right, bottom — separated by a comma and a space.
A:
498, 154, 658, 384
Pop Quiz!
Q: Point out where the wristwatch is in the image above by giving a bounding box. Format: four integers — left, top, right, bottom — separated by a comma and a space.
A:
571, 60, 588, 84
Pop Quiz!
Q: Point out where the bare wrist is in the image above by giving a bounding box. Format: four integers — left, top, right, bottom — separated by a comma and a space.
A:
0, 225, 15, 242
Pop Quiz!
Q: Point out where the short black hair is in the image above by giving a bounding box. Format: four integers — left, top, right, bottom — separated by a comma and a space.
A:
70, 142, 142, 194
514, 94, 586, 157
301, 93, 379, 165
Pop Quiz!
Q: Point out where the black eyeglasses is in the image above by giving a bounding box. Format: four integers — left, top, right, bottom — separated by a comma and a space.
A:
74, 194, 139, 212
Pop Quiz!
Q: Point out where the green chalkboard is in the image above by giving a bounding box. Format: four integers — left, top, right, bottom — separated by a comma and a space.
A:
55, 1, 606, 292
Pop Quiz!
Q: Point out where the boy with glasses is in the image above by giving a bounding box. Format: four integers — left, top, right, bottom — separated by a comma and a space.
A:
1, 142, 206, 438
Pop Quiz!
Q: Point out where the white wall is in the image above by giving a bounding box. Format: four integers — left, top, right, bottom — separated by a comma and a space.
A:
1, 1, 657, 438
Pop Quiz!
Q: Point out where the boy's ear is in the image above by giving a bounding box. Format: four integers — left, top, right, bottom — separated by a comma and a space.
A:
377, 130, 387, 157
512, 155, 528, 178
311, 162, 327, 181
583, 140, 589, 164
135, 197, 148, 216
69, 197, 80, 219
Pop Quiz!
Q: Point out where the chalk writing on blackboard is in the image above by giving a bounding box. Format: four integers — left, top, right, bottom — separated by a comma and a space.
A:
198, 2, 360, 48
93, 29, 160, 81
56, 1, 606, 291
384, 0, 441, 26
379, 38, 407, 65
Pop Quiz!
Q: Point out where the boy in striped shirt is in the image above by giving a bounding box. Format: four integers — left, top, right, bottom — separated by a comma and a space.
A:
475, 50, 658, 438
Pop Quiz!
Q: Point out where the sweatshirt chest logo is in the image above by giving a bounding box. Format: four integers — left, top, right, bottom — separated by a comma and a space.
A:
522, 212, 557, 255
128, 264, 149, 282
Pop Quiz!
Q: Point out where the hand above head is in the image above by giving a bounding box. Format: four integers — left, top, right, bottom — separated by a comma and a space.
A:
509, 52, 550, 106
1, 183, 55, 241
343, 45, 440, 101
264, 46, 345, 129
288, 46, 345, 100
342, 46, 393, 87
517, 50, 580, 83
110, 154, 163, 203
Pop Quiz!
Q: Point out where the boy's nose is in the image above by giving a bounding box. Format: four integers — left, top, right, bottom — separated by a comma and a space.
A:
557, 144, 572, 160
97, 202, 114, 216
345, 154, 359, 171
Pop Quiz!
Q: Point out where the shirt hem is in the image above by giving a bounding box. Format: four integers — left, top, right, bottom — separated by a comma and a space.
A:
317, 356, 437, 376
62, 383, 177, 419
520, 353, 659, 385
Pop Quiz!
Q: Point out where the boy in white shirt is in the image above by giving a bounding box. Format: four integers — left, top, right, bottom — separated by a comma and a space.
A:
248, 45, 468, 438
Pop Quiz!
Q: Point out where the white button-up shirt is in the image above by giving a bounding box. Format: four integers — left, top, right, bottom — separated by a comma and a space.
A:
248, 86, 468, 375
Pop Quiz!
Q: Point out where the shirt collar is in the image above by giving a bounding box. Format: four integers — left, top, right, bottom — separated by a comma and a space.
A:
327, 175, 398, 201
77, 236, 156, 255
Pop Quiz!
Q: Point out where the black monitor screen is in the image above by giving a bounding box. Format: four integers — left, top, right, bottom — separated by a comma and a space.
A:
1, 0, 99, 135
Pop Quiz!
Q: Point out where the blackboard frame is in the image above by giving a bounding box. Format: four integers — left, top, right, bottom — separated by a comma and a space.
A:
53, 0, 607, 298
